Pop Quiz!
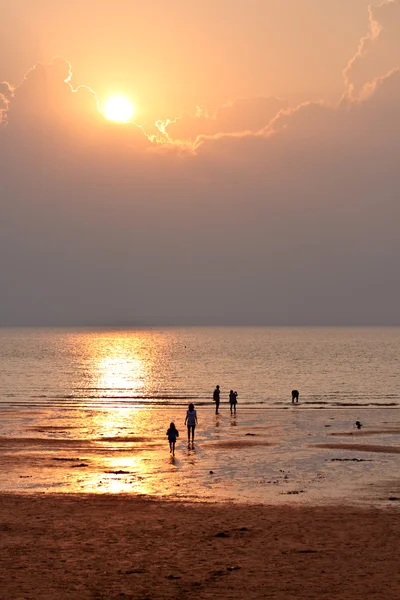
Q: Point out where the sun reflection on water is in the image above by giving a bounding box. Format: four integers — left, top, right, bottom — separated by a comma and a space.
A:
69, 442, 177, 496
97, 355, 145, 393
68, 404, 174, 495
70, 330, 174, 399
92, 454, 153, 495
95, 343, 146, 396
61, 331, 188, 495
91, 407, 141, 439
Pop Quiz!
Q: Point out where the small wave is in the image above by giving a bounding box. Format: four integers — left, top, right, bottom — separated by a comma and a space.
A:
300, 401, 330, 405
52, 394, 201, 400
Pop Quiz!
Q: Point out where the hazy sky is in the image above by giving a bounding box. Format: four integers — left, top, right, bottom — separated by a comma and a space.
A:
1, 1, 400, 325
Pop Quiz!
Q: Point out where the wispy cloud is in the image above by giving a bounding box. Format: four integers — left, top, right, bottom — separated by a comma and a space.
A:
344, 0, 400, 100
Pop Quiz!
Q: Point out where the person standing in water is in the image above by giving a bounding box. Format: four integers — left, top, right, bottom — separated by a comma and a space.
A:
213, 385, 221, 414
233, 391, 238, 414
185, 403, 198, 447
166, 422, 179, 456
229, 390, 238, 415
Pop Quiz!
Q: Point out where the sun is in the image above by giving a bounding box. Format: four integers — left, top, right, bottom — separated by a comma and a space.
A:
103, 96, 135, 123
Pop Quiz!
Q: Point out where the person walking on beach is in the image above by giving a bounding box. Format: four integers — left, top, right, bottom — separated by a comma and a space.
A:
291, 389, 299, 404
185, 403, 198, 447
229, 390, 238, 415
166, 422, 179, 456
213, 385, 221, 414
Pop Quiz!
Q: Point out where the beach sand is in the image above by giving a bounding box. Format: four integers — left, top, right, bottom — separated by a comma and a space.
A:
314, 443, 400, 454
1, 409, 400, 598
0, 494, 399, 599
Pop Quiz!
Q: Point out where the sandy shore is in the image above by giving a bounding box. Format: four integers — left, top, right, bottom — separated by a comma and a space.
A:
0, 494, 399, 599
1, 407, 399, 503
314, 443, 400, 454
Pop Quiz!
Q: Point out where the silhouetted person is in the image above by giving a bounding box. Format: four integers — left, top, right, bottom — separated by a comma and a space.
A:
213, 385, 221, 414
292, 390, 299, 403
229, 390, 238, 414
185, 403, 198, 447
229, 390, 235, 414
355, 421, 363, 430
166, 422, 179, 456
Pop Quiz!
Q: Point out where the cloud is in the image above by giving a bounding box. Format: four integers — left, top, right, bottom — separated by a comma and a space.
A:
162, 96, 289, 142
0, 81, 13, 123
196, 65, 400, 175
1, 8, 400, 326
344, 0, 400, 100
1, 57, 159, 155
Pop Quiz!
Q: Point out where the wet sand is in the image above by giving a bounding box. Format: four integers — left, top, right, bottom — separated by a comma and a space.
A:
0, 407, 399, 503
314, 443, 400, 454
204, 439, 273, 449
0, 494, 399, 600
330, 429, 400, 436
1, 408, 400, 598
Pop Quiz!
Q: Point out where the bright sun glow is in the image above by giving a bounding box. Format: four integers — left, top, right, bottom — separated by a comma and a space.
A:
104, 96, 135, 122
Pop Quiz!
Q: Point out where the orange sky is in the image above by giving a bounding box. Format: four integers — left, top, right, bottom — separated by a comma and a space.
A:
1, 1, 400, 326
3, 0, 375, 121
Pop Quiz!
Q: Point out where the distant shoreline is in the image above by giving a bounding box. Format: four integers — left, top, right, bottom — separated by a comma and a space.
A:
1, 324, 400, 329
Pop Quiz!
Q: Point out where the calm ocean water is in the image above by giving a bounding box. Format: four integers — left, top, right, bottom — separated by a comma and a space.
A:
1, 327, 399, 503
0, 327, 399, 409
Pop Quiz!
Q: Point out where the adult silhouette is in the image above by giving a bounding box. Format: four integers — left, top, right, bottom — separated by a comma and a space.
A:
185, 403, 198, 447
213, 385, 221, 414
229, 390, 238, 414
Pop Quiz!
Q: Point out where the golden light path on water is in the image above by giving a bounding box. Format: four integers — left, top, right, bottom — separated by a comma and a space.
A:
65, 405, 173, 496
90, 335, 147, 395
82, 452, 156, 496
3, 329, 398, 502
97, 354, 145, 394
70, 329, 176, 401
63, 331, 178, 495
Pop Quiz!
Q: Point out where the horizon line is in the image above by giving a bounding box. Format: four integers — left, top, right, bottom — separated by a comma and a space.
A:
0, 323, 399, 329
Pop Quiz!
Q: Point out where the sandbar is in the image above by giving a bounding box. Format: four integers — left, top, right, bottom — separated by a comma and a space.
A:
314, 443, 400, 454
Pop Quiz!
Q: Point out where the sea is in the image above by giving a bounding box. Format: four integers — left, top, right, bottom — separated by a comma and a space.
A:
1, 327, 399, 409
0, 327, 399, 504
